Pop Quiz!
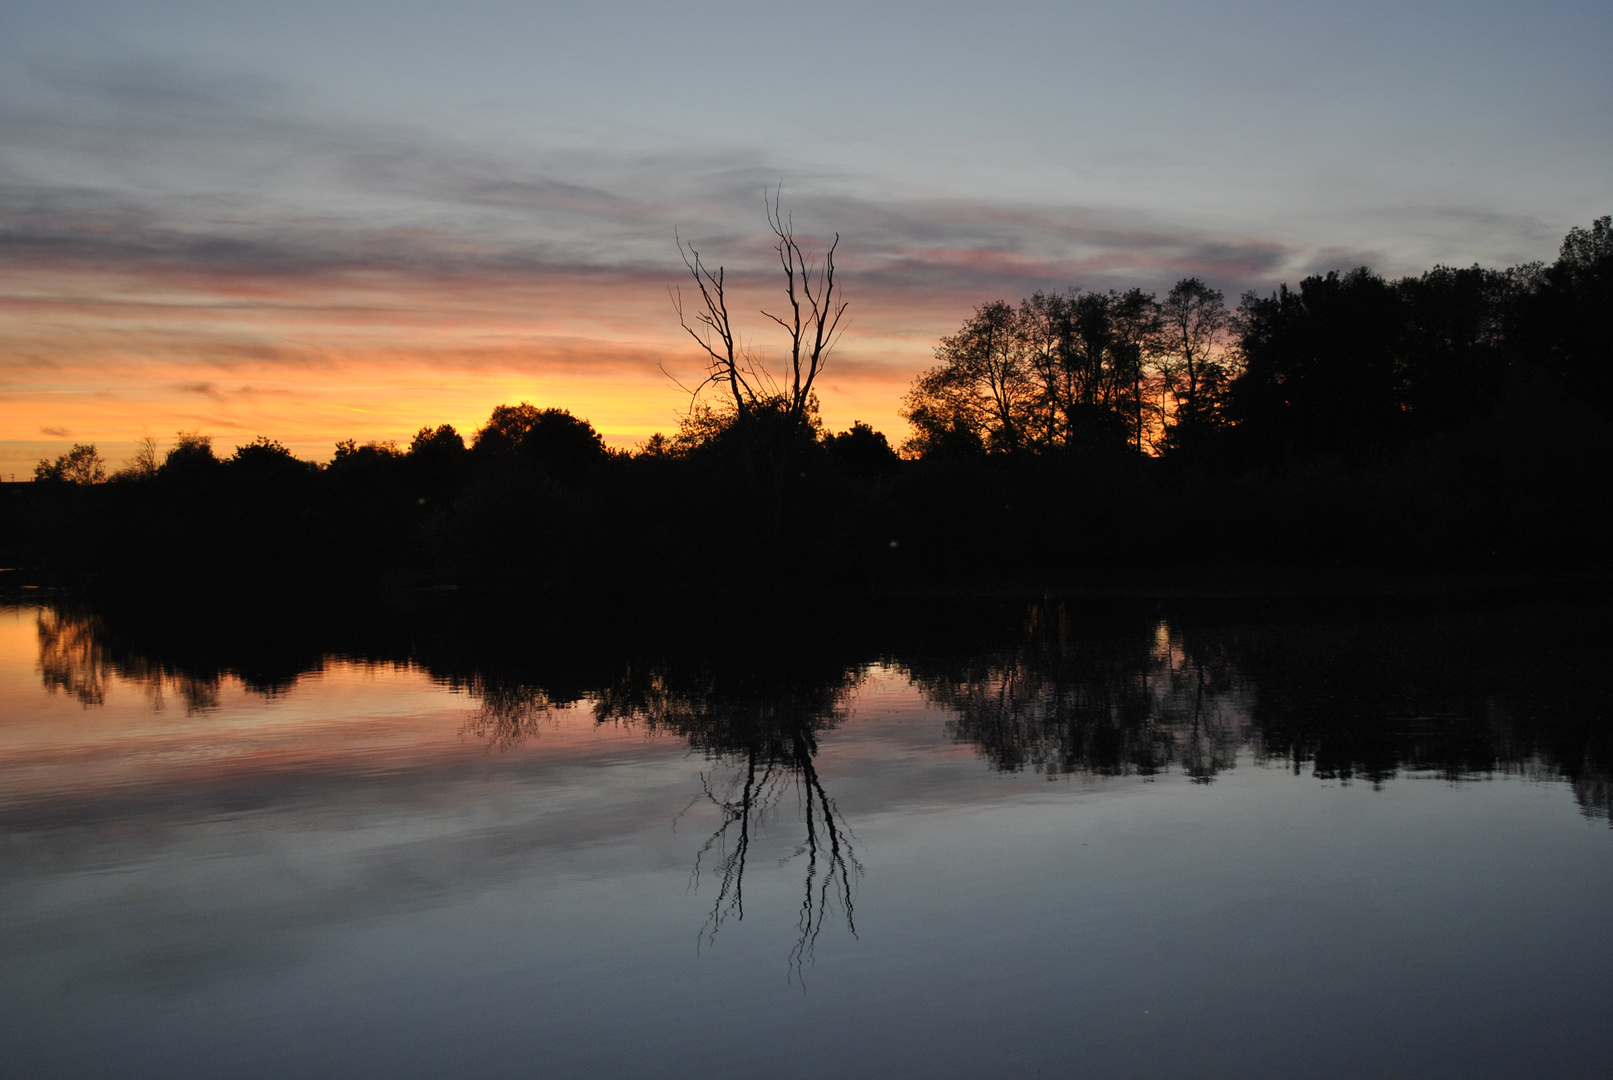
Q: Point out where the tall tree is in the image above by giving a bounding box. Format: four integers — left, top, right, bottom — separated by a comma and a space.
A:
1106, 288, 1165, 453
904, 290, 1158, 457
1020, 290, 1076, 447
674, 190, 848, 518
1159, 278, 1232, 446
1396, 264, 1514, 431
901, 300, 1034, 454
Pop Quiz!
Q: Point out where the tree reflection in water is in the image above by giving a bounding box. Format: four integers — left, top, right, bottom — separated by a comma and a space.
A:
686, 736, 860, 973
910, 603, 1252, 782
22, 593, 1613, 965
37, 606, 225, 712
26, 601, 868, 970
593, 660, 862, 975
36, 607, 111, 706
459, 677, 562, 749
424, 645, 866, 973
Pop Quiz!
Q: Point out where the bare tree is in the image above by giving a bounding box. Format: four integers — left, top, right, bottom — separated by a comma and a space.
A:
112, 436, 160, 482
672, 189, 848, 519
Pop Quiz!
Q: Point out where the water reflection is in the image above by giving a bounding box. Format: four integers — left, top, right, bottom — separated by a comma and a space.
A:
36, 606, 109, 706
923, 599, 1610, 821
22, 596, 1613, 825
685, 731, 860, 971
7, 594, 1612, 1077
459, 676, 563, 749
37, 606, 226, 712
593, 659, 863, 968
26, 601, 877, 965
912, 606, 1250, 782
451, 651, 867, 970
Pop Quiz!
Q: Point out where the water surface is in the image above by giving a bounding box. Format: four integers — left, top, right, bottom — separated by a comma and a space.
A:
2, 595, 1610, 1078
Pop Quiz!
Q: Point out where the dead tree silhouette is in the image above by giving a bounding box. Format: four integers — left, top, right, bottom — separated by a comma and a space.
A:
672, 187, 849, 527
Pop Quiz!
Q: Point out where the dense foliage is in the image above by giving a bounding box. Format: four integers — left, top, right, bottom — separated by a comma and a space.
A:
902, 217, 1613, 466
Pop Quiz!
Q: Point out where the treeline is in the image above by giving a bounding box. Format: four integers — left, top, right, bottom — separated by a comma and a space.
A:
902, 216, 1613, 464
8, 216, 1611, 595
13, 402, 911, 595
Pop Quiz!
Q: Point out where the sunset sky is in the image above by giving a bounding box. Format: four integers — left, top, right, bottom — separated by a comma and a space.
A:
3, 0, 1610, 477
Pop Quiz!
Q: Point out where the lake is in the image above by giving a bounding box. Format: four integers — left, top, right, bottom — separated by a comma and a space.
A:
2, 591, 1610, 1078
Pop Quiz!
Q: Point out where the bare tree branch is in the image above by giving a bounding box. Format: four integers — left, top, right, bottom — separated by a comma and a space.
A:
670, 188, 849, 525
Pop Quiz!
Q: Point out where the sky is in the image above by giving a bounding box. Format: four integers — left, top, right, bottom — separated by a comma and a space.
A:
2, 0, 1610, 475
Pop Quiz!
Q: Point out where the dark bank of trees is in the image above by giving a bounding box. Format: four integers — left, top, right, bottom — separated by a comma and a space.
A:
900, 216, 1613, 465
894, 215, 1612, 575
10, 393, 906, 596
7, 215, 1611, 595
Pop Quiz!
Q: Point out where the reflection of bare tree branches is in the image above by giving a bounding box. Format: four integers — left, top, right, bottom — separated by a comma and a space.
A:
33, 593, 1612, 854
459, 677, 557, 750
692, 752, 773, 938
595, 661, 863, 978
687, 733, 860, 982
787, 734, 860, 975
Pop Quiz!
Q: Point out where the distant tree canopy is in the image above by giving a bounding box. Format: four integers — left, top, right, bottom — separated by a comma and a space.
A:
35, 444, 106, 485
900, 280, 1228, 457
229, 436, 316, 484
473, 403, 607, 475
162, 431, 220, 476
410, 423, 467, 462
1511, 216, 1613, 392
904, 215, 1613, 466
823, 421, 901, 478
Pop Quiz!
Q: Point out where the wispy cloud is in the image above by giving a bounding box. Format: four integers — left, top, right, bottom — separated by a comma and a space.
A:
2, 55, 1316, 289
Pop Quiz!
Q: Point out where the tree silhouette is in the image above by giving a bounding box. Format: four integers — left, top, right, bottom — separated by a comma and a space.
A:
1228, 268, 1406, 461
1512, 215, 1613, 396
472, 403, 607, 476
35, 443, 106, 484
1158, 277, 1232, 449
902, 290, 1159, 456
160, 431, 221, 477
901, 299, 1038, 455
673, 189, 848, 524
111, 436, 160, 482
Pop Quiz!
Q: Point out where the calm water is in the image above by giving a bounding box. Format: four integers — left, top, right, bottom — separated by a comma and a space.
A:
2, 594, 1610, 1078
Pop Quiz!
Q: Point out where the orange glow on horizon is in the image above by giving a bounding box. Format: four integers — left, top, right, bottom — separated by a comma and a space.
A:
1, 260, 933, 475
